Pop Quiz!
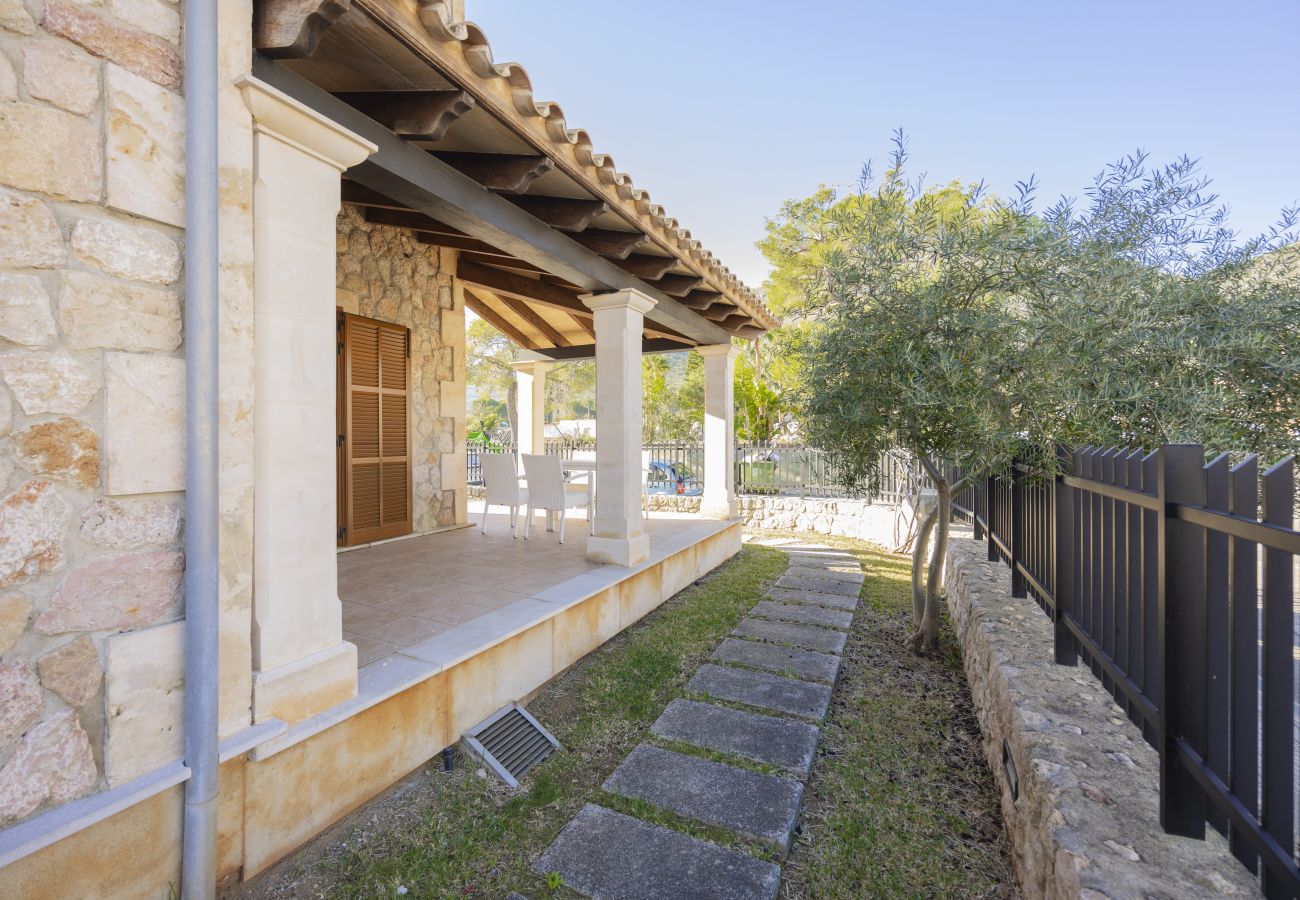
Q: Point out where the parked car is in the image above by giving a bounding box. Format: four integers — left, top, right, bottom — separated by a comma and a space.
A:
647, 459, 702, 496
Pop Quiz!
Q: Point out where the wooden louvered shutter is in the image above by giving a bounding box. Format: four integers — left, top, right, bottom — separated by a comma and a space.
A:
338, 312, 412, 546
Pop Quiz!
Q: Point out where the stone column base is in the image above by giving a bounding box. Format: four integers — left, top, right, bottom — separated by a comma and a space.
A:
252, 641, 357, 724
699, 496, 738, 520
587, 533, 650, 567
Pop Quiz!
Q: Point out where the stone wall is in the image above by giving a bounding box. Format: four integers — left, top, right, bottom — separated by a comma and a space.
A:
335, 203, 468, 534
944, 537, 1259, 899
0, 1, 195, 828
644, 493, 905, 547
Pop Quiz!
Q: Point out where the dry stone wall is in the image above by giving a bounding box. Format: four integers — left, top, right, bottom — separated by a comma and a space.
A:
336, 203, 468, 534
0, 1, 188, 827
944, 537, 1259, 899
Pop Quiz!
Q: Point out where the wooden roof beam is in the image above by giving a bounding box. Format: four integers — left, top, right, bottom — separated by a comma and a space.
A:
457, 257, 590, 317
364, 206, 461, 236
534, 338, 697, 361
414, 232, 509, 255
463, 289, 536, 349
333, 91, 475, 142
614, 254, 679, 281
646, 273, 704, 298
507, 196, 606, 232
568, 229, 648, 259
432, 152, 553, 194
254, 0, 349, 59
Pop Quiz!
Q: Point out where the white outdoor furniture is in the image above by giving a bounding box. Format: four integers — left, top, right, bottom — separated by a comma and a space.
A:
480, 452, 527, 538
521, 453, 592, 544
642, 449, 651, 515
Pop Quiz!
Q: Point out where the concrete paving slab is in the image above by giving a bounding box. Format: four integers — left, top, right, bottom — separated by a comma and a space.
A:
535, 804, 780, 900
689, 663, 832, 720
712, 638, 841, 684
774, 573, 861, 597
765, 587, 858, 611
652, 699, 820, 776
750, 600, 852, 630
733, 618, 848, 655
603, 745, 805, 851
783, 563, 865, 584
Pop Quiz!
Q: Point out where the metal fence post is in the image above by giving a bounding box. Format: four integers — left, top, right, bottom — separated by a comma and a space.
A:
1010, 460, 1027, 598
1158, 443, 1208, 838
986, 474, 999, 562
1053, 446, 1077, 665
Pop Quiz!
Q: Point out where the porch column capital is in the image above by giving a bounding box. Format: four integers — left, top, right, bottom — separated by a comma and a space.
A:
237, 75, 376, 170
580, 288, 657, 316
508, 359, 552, 375
694, 343, 741, 360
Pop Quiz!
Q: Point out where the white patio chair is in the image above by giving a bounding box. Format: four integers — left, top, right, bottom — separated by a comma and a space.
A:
521, 453, 592, 544
480, 452, 527, 538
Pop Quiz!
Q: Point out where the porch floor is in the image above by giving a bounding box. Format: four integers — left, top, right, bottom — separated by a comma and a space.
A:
339, 505, 716, 666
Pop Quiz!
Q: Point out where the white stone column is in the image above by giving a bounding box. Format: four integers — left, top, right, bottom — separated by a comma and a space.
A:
582, 290, 655, 566
239, 76, 376, 723
510, 360, 549, 455
697, 344, 740, 519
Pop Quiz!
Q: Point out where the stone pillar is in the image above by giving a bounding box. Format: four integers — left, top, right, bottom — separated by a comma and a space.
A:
239, 76, 376, 723
582, 290, 655, 566
697, 344, 740, 519
510, 360, 549, 455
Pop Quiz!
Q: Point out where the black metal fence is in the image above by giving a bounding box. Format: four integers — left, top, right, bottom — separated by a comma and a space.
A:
957, 445, 1299, 898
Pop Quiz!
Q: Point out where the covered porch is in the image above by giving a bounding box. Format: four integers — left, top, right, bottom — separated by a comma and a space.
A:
339, 507, 730, 667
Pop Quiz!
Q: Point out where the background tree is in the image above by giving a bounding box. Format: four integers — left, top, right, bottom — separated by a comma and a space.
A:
765, 136, 1045, 652
466, 319, 519, 439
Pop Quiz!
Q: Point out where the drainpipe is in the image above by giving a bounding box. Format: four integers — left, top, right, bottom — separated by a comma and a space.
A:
181, 0, 220, 894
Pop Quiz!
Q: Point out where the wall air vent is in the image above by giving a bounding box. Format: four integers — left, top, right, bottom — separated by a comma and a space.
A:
461, 703, 561, 787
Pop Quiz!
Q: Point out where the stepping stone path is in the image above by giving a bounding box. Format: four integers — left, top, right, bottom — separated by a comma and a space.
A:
534, 541, 862, 898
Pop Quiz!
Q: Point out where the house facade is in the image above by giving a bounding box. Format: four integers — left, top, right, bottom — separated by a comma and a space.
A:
0, 0, 776, 895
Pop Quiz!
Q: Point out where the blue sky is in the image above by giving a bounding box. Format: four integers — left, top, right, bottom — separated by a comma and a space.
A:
468, 1, 1300, 290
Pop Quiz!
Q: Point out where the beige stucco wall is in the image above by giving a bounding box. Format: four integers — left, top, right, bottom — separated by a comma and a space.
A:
335, 203, 468, 534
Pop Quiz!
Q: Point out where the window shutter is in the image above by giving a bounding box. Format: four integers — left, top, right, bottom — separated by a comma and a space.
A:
339, 313, 412, 546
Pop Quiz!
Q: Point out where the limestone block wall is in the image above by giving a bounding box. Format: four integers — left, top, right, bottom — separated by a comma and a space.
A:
0, 1, 199, 829
335, 203, 468, 533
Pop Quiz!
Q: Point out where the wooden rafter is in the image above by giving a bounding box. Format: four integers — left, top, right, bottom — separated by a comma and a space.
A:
334, 91, 475, 141
463, 289, 535, 348
701, 303, 740, 323
678, 290, 724, 311
507, 196, 606, 232
432, 152, 554, 194
254, 0, 349, 58
459, 251, 543, 274
569, 228, 648, 259
495, 294, 571, 348
647, 273, 704, 298
568, 313, 596, 340
614, 254, 679, 281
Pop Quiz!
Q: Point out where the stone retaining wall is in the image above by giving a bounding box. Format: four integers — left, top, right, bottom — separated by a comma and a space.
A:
944, 537, 1259, 899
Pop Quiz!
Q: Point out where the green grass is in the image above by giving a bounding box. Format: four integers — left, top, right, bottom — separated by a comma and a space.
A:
314, 544, 789, 899
245, 536, 1012, 899
771, 533, 1013, 899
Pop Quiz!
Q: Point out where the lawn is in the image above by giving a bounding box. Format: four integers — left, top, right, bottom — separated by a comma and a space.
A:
233, 536, 1012, 899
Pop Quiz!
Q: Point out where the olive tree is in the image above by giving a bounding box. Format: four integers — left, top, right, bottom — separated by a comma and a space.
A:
769, 136, 1044, 652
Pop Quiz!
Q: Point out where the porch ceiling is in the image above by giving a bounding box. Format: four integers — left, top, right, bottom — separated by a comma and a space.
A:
253, 0, 778, 356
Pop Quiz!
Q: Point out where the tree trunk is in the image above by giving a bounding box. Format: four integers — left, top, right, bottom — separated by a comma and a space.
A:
910, 497, 937, 631
506, 380, 518, 446
907, 472, 949, 654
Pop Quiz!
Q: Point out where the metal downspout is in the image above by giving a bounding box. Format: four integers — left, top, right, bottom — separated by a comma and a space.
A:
181, 0, 220, 895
